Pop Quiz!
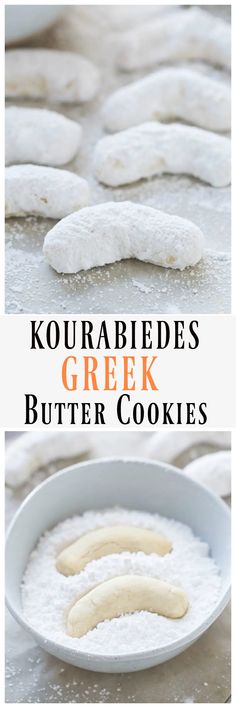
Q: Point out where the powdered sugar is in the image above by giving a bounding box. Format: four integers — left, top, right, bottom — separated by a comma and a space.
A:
22, 507, 221, 656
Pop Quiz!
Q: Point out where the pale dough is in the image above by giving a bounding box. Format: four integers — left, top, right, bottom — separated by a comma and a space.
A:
103, 68, 230, 133
56, 525, 172, 576
43, 201, 204, 274
67, 575, 189, 637
94, 122, 231, 188
5, 49, 100, 103
5, 106, 82, 167
5, 164, 89, 219
115, 7, 230, 71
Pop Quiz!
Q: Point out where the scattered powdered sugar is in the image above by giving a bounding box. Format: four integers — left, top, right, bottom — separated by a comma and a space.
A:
132, 279, 154, 294
22, 507, 221, 656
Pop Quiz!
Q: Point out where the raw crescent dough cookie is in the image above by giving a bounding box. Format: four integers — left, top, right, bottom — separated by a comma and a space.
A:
103, 68, 230, 133
5, 49, 100, 103
5, 164, 90, 219
5, 106, 82, 167
43, 201, 204, 273
94, 122, 231, 188
67, 575, 189, 637
116, 7, 230, 71
56, 525, 172, 576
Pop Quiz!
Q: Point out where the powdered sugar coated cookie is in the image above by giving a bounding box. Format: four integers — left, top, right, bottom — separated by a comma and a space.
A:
5, 164, 90, 219
5, 49, 100, 103
103, 68, 230, 133
116, 7, 230, 71
94, 122, 231, 188
5, 106, 82, 167
43, 201, 204, 273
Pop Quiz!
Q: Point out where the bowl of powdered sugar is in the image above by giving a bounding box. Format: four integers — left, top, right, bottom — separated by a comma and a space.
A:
5, 458, 231, 673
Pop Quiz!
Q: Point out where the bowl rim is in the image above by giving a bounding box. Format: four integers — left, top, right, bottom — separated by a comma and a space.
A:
5, 456, 231, 667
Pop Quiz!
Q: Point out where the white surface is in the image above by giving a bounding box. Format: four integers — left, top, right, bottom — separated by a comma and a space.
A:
5, 458, 231, 672
43, 201, 204, 273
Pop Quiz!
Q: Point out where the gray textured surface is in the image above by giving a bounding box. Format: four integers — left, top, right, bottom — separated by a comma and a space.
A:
5, 606, 231, 703
5, 5, 231, 314
5, 431, 231, 702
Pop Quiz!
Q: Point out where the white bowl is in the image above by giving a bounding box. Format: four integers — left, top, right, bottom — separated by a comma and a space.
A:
5, 458, 231, 673
5, 6, 64, 45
